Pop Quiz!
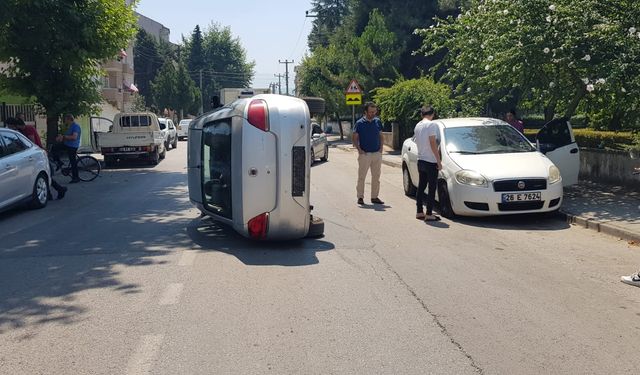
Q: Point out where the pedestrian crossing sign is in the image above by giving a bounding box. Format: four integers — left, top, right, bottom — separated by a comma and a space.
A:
346, 93, 362, 105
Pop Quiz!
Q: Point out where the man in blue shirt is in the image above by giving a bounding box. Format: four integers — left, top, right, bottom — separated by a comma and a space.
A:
352, 102, 384, 205
53, 114, 82, 183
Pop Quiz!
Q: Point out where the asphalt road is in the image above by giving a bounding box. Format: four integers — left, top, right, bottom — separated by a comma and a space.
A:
1, 142, 639, 374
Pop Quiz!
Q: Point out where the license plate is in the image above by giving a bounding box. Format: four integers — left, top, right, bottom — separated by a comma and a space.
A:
501, 192, 541, 203
120, 147, 135, 152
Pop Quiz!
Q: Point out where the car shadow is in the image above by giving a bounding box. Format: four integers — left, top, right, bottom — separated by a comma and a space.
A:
186, 217, 335, 266
451, 211, 570, 231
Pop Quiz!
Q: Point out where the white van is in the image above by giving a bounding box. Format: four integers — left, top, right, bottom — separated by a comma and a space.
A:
187, 94, 324, 240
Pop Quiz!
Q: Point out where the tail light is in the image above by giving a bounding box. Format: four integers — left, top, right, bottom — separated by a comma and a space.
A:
248, 212, 269, 239
247, 99, 269, 131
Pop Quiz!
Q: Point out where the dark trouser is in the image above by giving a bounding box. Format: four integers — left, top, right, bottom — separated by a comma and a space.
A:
51, 179, 64, 193
52, 143, 79, 180
416, 160, 438, 215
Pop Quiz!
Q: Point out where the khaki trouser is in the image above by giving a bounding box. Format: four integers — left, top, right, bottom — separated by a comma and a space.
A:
356, 152, 382, 199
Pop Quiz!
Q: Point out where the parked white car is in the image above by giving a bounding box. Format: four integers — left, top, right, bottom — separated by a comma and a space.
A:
401, 117, 579, 217
310, 122, 328, 164
177, 119, 191, 140
0, 128, 51, 212
158, 117, 178, 150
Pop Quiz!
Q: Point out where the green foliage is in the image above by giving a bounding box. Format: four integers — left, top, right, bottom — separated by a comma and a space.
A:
0, 0, 138, 142
308, 0, 351, 52
417, 0, 640, 129
524, 128, 634, 149
151, 62, 177, 113
374, 78, 456, 134
134, 29, 163, 107
131, 94, 148, 112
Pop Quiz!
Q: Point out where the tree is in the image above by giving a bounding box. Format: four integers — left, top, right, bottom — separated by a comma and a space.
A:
151, 62, 177, 113
0, 0, 138, 144
418, 0, 640, 127
308, 0, 352, 52
174, 62, 200, 118
186, 25, 205, 74
134, 29, 163, 107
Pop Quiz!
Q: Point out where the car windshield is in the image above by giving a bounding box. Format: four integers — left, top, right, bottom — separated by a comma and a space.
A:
444, 125, 535, 154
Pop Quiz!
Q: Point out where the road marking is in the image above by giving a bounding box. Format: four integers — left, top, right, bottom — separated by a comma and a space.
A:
125, 334, 164, 375
158, 283, 184, 306
178, 250, 197, 266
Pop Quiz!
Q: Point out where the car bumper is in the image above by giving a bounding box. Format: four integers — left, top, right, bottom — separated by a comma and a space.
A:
448, 180, 563, 216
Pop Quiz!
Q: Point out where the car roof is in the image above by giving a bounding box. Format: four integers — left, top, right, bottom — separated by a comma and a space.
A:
436, 117, 508, 128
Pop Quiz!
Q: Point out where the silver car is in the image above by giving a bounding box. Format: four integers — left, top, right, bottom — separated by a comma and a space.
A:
310, 122, 328, 164
0, 128, 51, 213
188, 94, 324, 240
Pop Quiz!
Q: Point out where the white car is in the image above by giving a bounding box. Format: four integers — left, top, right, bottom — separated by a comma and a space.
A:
188, 94, 324, 240
0, 128, 51, 212
401, 117, 579, 217
177, 119, 191, 140
158, 117, 178, 150
310, 122, 328, 164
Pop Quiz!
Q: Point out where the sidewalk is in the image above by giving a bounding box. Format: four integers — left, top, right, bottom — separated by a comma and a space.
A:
329, 135, 640, 243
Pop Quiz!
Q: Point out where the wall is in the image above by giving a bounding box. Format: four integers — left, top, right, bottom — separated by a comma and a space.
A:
580, 148, 640, 188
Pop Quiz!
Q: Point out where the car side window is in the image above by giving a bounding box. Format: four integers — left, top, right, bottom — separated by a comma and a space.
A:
159, 122, 166, 130
0, 133, 7, 158
537, 119, 572, 147
169, 121, 175, 130
1, 132, 29, 155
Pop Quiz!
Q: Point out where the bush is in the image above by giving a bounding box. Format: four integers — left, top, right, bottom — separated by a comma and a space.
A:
523, 128, 634, 149
521, 114, 587, 129
374, 77, 456, 137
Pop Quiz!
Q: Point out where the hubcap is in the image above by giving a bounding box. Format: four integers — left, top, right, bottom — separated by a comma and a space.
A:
36, 177, 48, 203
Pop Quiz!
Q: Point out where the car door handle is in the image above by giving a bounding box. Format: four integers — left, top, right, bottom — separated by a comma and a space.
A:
570, 148, 578, 154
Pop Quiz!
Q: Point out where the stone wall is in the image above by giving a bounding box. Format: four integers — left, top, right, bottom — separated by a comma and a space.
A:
580, 148, 640, 188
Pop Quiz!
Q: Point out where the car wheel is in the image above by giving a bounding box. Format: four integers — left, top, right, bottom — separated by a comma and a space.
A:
172, 136, 178, 149
306, 215, 324, 238
160, 145, 167, 159
150, 149, 160, 165
403, 165, 417, 196
165, 140, 170, 151
437, 181, 455, 219
310, 149, 315, 165
30, 173, 49, 209
320, 145, 328, 161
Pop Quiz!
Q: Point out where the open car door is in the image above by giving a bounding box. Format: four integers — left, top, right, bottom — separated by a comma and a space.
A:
536, 118, 579, 186
80, 117, 113, 154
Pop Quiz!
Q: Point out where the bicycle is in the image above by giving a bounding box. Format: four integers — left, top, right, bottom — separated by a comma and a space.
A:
48, 146, 101, 182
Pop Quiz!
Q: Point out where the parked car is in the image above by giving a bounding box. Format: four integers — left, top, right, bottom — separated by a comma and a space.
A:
158, 117, 178, 150
188, 94, 324, 240
97, 112, 167, 166
177, 119, 191, 140
310, 122, 328, 164
401, 117, 579, 217
0, 128, 51, 213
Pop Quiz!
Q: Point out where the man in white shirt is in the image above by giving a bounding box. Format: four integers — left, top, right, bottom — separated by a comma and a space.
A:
414, 106, 442, 221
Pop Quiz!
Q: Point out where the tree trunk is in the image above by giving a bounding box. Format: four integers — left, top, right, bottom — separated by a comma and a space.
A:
608, 109, 623, 131
46, 115, 59, 148
564, 86, 586, 120
336, 112, 344, 141
544, 98, 557, 122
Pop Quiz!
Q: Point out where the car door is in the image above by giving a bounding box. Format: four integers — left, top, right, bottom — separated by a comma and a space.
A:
168, 120, 176, 141
406, 136, 419, 185
0, 131, 33, 207
87, 116, 113, 153
536, 118, 579, 186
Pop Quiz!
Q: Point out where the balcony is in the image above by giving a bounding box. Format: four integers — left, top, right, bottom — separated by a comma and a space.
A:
102, 60, 125, 72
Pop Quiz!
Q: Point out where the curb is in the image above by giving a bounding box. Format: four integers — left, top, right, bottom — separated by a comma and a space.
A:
559, 211, 640, 244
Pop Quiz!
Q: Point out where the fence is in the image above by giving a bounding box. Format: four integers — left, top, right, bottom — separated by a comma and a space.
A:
0, 102, 38, 123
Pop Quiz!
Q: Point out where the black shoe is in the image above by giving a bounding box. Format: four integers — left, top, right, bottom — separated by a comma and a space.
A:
371, 198, 385, 204
57, 187, 68, 200
357, 198, 364, 205
69, 178, 80, 184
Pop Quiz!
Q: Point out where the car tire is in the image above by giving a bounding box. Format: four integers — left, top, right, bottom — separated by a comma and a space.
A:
150, 149, 160, 165
437, 181, 456, 219
320, 145, 328, 161
306, 215, 324, 238
172, 136, 178, 149
310, 149, 315, 165
403, 164, 417, 196
160, 145, 167, 160
30, 173, 49, 209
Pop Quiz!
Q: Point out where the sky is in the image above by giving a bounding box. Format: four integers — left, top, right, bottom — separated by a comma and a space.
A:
135, 1, 315, 92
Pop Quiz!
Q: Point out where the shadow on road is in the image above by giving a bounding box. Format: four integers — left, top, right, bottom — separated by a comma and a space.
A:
187, 217, 335, 267
0, 169, 191, 336
453, 212, 570, 231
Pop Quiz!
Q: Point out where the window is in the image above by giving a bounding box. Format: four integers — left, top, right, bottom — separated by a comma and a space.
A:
537, 119, 572, 148
120, 115, 151, 127
0, 131, 29, 156
202, 119, 233, 219
445, 125, 535, 154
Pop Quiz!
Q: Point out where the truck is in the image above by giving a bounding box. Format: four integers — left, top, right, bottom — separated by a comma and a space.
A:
96, 112, 167, 167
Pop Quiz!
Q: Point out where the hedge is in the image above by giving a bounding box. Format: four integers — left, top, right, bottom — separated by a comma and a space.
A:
523, 128, 634, 149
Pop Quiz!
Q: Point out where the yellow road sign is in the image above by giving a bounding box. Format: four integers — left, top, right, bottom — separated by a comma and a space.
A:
346, 93, 362, 105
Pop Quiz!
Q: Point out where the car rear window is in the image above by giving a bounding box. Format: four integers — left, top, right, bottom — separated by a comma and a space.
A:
120, 115, 151, 127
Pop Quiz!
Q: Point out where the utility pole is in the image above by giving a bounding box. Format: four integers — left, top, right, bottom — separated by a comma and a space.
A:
278, 59, 293, 96
274, 74, 283, 95
199, 69, 204, 115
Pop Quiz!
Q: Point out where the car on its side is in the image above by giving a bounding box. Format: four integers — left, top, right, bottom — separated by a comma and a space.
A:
310, 122, 328, 164
0, 128, 51, 213
177, 119, 191, 140
158, 117, 178, 150
401, 117, 579, 217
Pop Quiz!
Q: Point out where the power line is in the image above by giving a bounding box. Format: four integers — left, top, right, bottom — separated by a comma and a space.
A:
278, 59, 294, 96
